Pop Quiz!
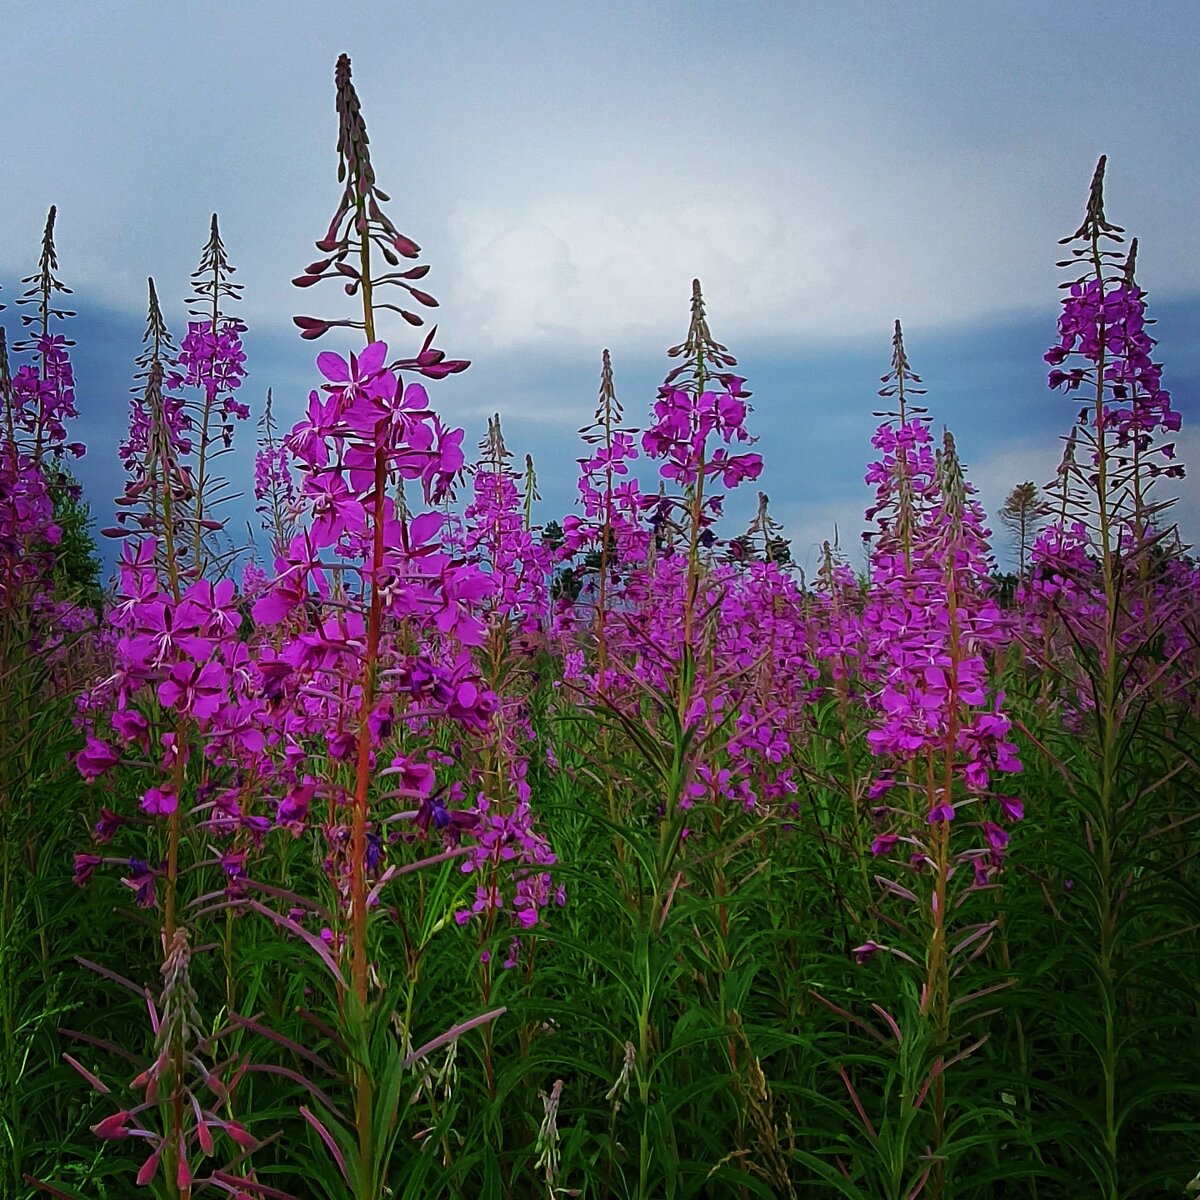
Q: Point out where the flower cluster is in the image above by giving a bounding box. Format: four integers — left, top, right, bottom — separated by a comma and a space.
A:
560, 353, 648, 569
641, 378, 763, 493
454, 417, 562, 944
861, 418, 1021, 859
0, 440, 61, 594
1026, 213, 1193, 710
1, 276, 88, 672
1046, 277, 1182, 479
169, 317, 250, 430
463, 415, 552, 634
10, 333, 83, 457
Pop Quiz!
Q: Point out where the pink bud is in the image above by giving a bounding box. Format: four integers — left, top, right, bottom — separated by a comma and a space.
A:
225, 1120, 257, 1150
293, 316, 331, 341
136, 1144, 163, 1186
90, 1110, 131, 1139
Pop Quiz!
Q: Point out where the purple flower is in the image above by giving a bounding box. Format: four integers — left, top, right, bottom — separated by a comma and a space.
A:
870, 832, 900, 856
277, 779, 316, 832
220, 850, 248, 886
316, 340, 390, 402
123, 859, 157, 907
141, 787, 177, 817
94, 808, 126, 844
997, 796, 1024, 822
111, 707, 150, 751
74, 854, 103, 887
365, 832, 384, 872
982, 822, 1010, 853
852, 941, 881, 965
304, 470, 365, 549
76, 737, 120, 782
157, 660, 228, 721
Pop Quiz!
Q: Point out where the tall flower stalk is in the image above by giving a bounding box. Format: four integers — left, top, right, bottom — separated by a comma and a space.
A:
849, 325, 1021, 1199
173, 214, 248, 578
14, 206, 78, 464
75, 240, 261, 1191
1, 207, 85, 1193
459, 414, 558, 1099
1023, 157, 1196, 1198
253, 388, 299, 558
271, 53, 488, 1197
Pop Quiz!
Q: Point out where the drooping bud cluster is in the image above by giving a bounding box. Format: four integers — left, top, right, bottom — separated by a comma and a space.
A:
291, 54, 468, 383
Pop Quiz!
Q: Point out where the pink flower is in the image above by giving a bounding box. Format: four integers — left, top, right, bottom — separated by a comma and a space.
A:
141, 787, 178, 817
927, 800, 956, 824
76, 737, 120, 781
90, 1110, 132, 1140
998, 796, 1024, 822
853, 941, 881, 964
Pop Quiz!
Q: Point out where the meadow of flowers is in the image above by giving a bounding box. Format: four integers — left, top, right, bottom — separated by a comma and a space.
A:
2, 55, 1198, 1200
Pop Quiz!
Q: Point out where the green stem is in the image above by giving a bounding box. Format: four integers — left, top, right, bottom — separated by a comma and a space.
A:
1089, 227, 1120, 1200
347, 187, 381, 1198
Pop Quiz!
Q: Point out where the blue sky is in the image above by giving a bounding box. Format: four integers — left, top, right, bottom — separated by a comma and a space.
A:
3, 1, 1198, 574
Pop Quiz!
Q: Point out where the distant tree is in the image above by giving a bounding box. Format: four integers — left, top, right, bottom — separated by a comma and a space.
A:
1000, 481, 1051, 575
989, 570, 1019, 609
47, 466, 102, 610
766, 536, 792, 565
729, 492, 792, 567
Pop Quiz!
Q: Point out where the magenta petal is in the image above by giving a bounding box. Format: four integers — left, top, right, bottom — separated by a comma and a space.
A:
371, 369, 398, 403
317, 351, 350, 383
141, 787, 177, 816
409, 511, 443, 547
136, 1144, 164, 1186
358, 340, 389, 375
403, 381, 430, 410
253, 589, 295, 626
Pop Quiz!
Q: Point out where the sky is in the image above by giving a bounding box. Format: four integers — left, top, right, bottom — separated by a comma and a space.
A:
3, 0, 1198, 576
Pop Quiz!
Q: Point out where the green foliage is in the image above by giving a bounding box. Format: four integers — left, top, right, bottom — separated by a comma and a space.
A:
6, 624, 1198, 1200
46, 465, 102, 610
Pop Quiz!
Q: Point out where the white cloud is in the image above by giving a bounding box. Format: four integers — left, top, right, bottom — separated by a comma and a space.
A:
447, 192, 841, 350
6, 1, 1200, 368
441, 140, 1091, 356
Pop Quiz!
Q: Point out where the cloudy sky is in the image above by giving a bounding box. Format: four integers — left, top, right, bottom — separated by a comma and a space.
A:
3, 0, 1198, 574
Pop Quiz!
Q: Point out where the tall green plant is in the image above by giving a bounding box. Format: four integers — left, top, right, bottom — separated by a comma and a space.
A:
1015, 156, 1200, 1197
